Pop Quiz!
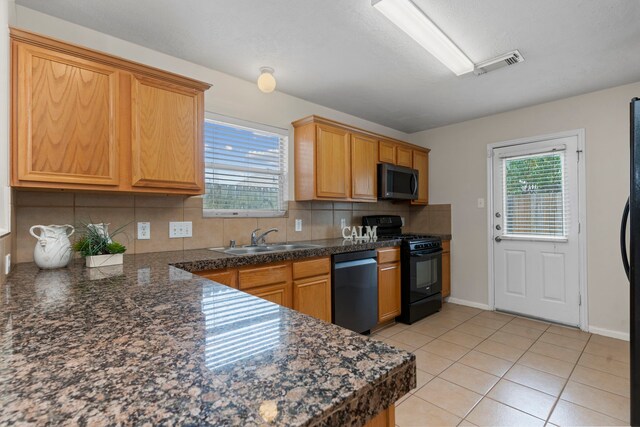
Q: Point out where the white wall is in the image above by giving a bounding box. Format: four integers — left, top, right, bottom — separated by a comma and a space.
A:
0, 0, 12, 236
10, 5, 409, 200
409, 81, 639, 338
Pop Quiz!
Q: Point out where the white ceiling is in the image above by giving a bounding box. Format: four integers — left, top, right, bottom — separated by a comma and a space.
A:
15, 0, 640, 133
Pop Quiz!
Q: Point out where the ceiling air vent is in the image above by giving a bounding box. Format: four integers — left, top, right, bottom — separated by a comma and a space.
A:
473, 50, 524, 76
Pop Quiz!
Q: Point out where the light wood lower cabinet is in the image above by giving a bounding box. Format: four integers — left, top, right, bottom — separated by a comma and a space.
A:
377, 247, 401, 323
292, 257, 332, 322
196, 257, 332, 321
364, 404, 395, 427
442, 240, 451, 298
246, 283, 292, 307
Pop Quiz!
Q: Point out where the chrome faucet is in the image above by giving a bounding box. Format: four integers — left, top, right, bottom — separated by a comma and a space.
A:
250, 228, 279, 246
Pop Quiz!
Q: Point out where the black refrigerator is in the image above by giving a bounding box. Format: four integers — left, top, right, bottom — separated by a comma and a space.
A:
622, 97, 640, 425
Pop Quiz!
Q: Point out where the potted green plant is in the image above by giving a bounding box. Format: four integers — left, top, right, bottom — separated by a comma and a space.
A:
73, 222, 127, 268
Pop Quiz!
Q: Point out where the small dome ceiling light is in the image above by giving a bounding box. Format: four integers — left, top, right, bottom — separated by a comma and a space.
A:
257, 67, 276, 93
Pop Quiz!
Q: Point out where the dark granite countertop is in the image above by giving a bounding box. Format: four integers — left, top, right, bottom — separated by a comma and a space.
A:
0, 238, 416, 426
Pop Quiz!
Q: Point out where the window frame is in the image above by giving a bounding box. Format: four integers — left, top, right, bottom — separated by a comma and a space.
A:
202, 113, 289, 218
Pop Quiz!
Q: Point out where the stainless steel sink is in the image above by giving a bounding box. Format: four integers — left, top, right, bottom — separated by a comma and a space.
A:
265, 244, 320, 251
211, 243, 320, 255
221, 247, 274, 255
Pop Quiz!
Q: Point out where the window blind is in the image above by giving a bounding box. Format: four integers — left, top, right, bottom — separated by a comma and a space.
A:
203, 118, 288, 217
501, 150, 568, 238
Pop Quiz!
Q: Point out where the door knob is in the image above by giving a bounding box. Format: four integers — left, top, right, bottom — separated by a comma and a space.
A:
495, 236, 502, 242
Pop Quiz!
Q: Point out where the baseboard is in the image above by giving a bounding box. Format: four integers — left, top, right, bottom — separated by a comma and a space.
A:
445, 297, 491, 311
588, 325, 630, 341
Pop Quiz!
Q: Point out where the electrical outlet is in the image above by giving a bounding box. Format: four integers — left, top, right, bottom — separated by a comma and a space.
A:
169, 222, 182, 238
169, 221, 193, 238
340, 218, 346, 229
137, 222, 150, 240
295, 219, 302, 232
4, 254, 10, 275
477, 198, 485, 208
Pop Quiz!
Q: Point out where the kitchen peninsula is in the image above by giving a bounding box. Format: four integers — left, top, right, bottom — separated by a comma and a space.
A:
0, 242, 416, 426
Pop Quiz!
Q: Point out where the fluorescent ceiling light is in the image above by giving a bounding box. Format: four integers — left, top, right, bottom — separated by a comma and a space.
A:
373, 0, 474, 76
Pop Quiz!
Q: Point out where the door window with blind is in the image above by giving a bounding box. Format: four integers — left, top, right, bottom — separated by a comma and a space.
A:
501, 149, 568, 239
203, 116, 288, 217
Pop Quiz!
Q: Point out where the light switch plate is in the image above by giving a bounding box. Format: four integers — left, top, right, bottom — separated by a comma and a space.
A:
340, 218, 346, 229
295, 219, 302, 232
169, 221, 193, 238
137, 222, 150, 240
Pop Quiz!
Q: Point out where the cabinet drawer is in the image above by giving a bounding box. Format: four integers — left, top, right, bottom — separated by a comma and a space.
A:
197, 269, 238, 288
292, 257, 330, 280
238, 263, 289, 290
377, 247, 400, 264
442, 240, 450, 253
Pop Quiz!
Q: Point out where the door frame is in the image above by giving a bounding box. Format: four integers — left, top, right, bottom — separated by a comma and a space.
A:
486, 129, 588, 330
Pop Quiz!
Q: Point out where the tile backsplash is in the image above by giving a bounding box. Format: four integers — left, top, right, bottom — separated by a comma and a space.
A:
13, 190, 451, 263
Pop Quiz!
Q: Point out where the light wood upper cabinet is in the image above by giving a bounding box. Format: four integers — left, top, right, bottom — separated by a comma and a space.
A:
247, 283, 292, 308
411, 150, 429, 205
130, 75, 203, 191
351, 134, 378, 201
10, 28, 210, 195
396, 146, 413, 168
316, 124, 351, 199
378, 140, 396, 164
293, 116, 431, 202
13, 42, 120, 187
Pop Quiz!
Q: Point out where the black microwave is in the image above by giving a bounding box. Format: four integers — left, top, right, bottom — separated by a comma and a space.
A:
378, 163, 419, 200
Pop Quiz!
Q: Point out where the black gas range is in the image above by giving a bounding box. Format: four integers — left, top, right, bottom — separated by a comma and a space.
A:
362, 215, 443, 324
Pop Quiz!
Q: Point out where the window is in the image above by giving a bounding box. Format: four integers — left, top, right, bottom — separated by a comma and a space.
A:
502, 150, 567, 238
203, 115, 288, 217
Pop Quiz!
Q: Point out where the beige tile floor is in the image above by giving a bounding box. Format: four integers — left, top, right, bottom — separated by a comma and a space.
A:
371, 303, 630, 427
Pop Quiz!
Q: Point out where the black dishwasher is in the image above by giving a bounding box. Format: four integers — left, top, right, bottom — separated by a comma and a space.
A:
331, 250, 378, 334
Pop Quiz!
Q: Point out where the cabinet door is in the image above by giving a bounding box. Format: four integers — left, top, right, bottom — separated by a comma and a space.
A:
411, 150, 429, 205
246, 283, 292, 308
294, 275, 332, 322
351, 134, 378, 201
442, 242, 451, 298
130, 75, 203, 192
14, 43, 120, 187
396, 146, 413, 168
379, 140, 396, 164
378, 262, 401, 322
316, 124, 350, 199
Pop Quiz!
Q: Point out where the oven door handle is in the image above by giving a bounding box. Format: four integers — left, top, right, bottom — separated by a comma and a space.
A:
410, 248, 443, 257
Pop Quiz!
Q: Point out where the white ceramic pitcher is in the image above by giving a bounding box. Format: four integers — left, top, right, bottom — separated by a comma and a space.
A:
29, 224, 75, 269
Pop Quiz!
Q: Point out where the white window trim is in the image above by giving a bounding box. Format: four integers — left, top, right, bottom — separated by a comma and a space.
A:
202, 112, 289, 218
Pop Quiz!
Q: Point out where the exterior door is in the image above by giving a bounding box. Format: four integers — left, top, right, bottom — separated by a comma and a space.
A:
492, 136, 581, 326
